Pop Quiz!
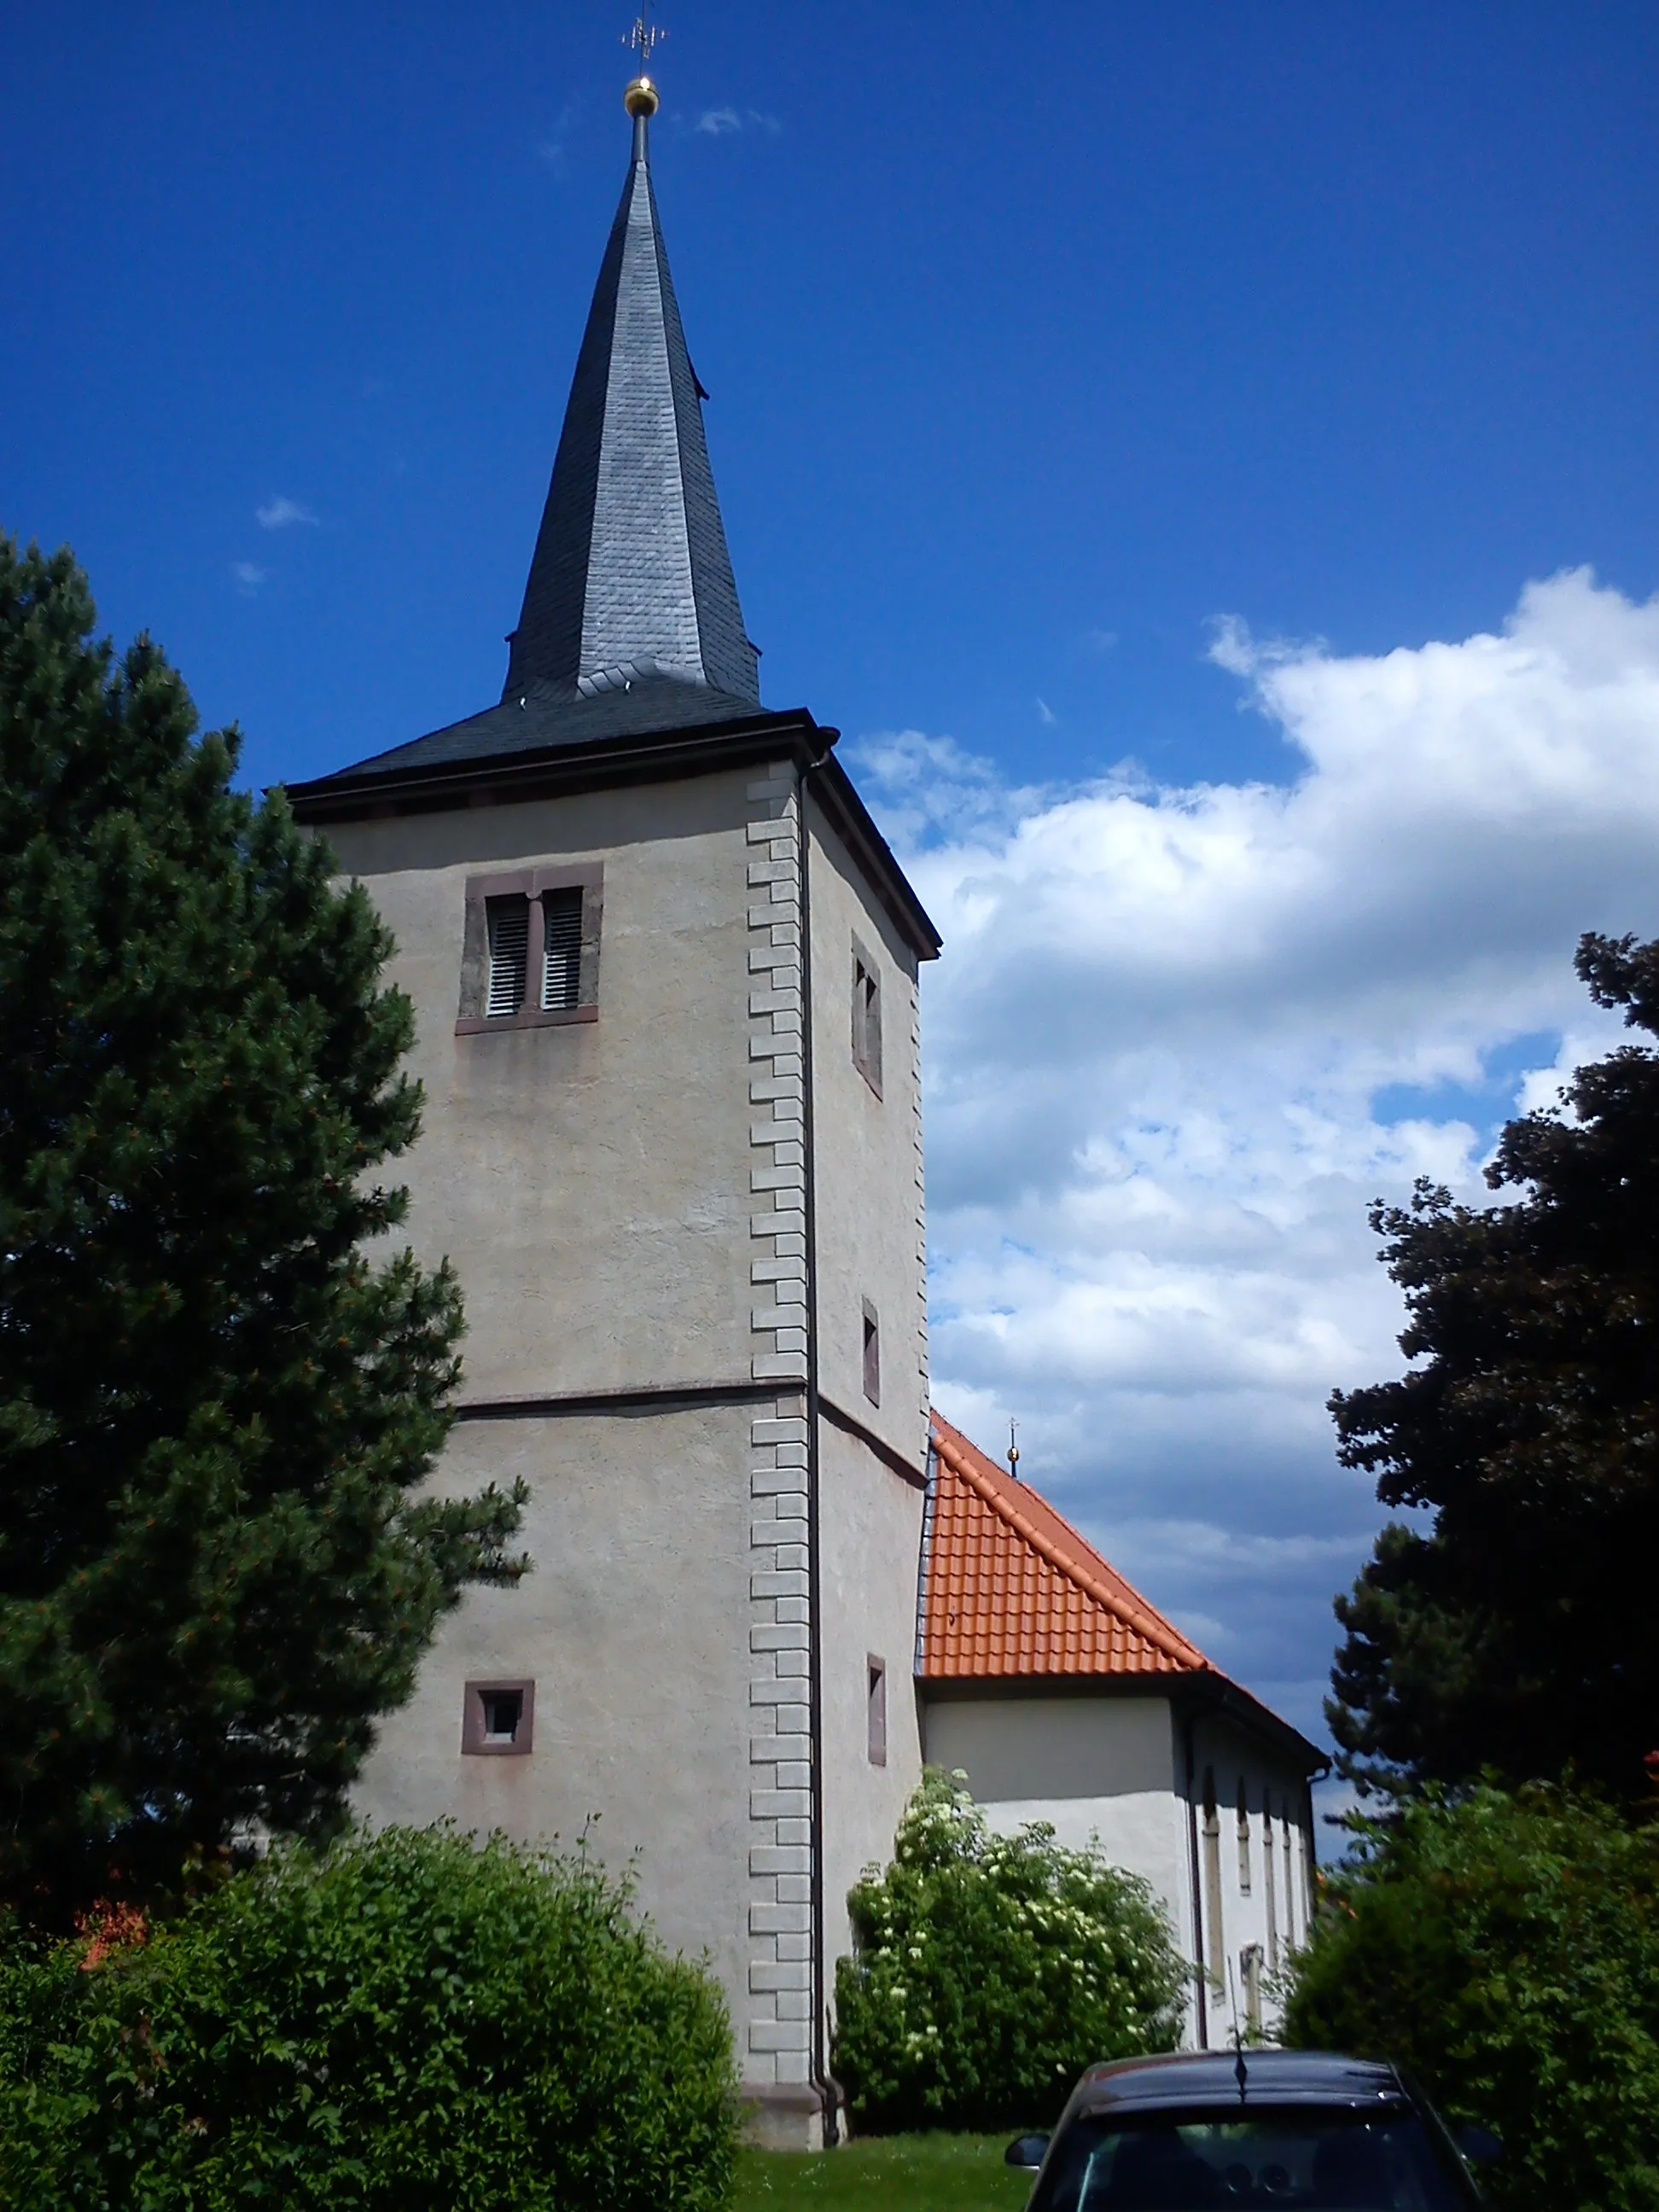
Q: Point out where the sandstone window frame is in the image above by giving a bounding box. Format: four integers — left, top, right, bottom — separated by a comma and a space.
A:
456, 863, 602, 1034
461, 1676, 535, 1756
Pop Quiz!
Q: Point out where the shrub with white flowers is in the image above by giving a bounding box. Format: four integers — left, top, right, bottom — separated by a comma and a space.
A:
832, 1770, 1185, 2132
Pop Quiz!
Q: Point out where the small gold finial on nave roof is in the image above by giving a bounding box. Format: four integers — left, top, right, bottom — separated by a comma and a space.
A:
624, 3, 664, 115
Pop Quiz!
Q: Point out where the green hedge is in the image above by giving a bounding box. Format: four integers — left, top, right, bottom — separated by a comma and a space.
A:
1282, 1784, 1659, 2212
833, 1772, 1185, 2132
0, 1824, 737, 2210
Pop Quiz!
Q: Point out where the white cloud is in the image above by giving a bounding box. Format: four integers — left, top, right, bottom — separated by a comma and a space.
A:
538, 99, 579, 172
256, 496, 318, 530
694, 106, 781, 137
1036, 696, 1057, 726
861, 568, 1659, 1743
231, 561, 269, 594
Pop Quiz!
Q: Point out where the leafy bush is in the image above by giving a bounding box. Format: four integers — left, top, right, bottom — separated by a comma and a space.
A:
833, 1771, 1185, 2132
1283, 1783, 1659, 2212
0, 1823, 737, 2210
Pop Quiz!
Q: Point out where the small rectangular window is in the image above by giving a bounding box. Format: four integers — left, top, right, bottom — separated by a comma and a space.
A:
457, 866, 602, 1034
486, 896, 530, 1017
462, 1676, 535, 1756
867, 1656, 888, 1766
861, 1298, 881, 1406
481, 1687, 523, 1743
851, 935, 883, 1097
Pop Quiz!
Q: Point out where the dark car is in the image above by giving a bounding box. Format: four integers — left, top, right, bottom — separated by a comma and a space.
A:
1004, 2049, 1499, 2209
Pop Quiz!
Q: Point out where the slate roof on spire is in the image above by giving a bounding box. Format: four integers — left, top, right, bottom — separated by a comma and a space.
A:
507, 109, 760, 712
303, 103, 762, 789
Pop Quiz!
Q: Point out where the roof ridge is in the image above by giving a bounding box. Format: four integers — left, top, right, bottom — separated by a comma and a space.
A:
932, 1413, 1165, 1616
929, 1414, 1209, 1674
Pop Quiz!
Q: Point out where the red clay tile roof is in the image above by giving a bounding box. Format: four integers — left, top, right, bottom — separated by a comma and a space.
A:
920, 1412, 1213, 1682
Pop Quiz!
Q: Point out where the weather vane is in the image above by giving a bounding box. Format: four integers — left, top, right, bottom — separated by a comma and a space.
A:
623, 2, 665, 119
626, 3, 665, 73
1007, 1419, 1021, 1482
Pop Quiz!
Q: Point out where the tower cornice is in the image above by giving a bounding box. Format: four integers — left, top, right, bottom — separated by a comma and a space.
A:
286, 708, 941, 963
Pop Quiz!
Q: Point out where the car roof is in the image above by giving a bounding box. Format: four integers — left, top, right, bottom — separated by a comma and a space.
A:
1067, 2050, 1406, 2116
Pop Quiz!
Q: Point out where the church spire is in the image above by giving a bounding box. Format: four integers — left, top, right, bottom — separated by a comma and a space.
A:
504, 44, 760, 709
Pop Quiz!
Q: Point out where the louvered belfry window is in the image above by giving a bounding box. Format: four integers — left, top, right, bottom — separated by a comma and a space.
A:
541, 887, 583, 1013
457, 865, 602, 1035
486, 896, 531, 1017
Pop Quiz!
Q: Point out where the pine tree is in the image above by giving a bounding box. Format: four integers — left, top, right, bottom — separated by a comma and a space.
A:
1328, 931, 1659, 1802
0, 536, 525, 1922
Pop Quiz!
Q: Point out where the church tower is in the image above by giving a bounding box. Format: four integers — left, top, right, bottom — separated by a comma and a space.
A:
288, 55, 939, 2149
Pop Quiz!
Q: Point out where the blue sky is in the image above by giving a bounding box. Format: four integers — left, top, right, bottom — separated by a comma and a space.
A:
9, 3, 1656, 794
7, 3, 1659, 1809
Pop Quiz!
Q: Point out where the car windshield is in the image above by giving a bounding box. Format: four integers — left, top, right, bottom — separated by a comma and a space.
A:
1027, 2105, 1474, 2211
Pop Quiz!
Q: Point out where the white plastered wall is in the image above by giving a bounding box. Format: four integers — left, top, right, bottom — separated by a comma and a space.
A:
816, 1421, 926, 1982
801, 785, 933, 2054
331, 764, 816, 2096
352, 1402, 757, 2026
922, 1692, 1196, 2037
803, 795, 929, 1476
323, 751, 938, 2138
1185, 1709, 1318, 2048
323, 770, 760, 1400
922, 1691, 1315, 2050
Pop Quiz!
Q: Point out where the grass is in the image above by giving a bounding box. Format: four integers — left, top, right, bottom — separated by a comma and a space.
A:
736, 2132, 1035, 2212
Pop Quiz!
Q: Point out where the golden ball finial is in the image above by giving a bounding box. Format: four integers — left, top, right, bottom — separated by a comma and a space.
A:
624, 74, 659, 118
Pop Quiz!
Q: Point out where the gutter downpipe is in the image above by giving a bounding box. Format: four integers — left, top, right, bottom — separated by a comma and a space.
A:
798, 741, 841, 2146
1184, 1706, 1208, 2052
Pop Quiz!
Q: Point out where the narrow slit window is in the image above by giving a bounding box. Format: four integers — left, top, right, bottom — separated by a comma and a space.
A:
541, 886, 584, 1012
851, 937, 883, 1097
866, 1656, 888, 1766
1202, 1766, 1225, 1991
861, 1299, 881, 1406
1237, 1777, 1253, 1893
486, 896, 530, 1017
1242, 1942, 1263, 2034
1284, 1814, 1296, 1945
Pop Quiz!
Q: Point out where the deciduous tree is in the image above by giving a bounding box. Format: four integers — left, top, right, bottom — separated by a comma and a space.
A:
1328, 931, 1659, 1799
